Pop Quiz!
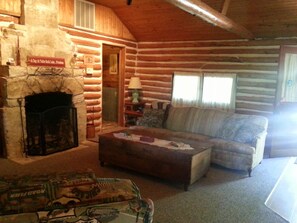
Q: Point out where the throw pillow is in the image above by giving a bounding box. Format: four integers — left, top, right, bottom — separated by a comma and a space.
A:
233, 124, 264, 144
137, 108, 165, 128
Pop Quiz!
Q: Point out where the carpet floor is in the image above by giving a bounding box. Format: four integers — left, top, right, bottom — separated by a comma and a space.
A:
265, 157, 297, 223
0, 141, 291, 223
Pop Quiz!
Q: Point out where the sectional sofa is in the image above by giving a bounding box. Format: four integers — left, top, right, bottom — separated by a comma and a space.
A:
135, 105, 268, 176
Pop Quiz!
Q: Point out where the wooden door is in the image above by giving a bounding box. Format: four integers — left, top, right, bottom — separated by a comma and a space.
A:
102, 44, 125, 127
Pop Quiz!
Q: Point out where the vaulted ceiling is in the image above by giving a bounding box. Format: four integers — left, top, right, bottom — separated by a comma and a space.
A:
91, 0, 297, 42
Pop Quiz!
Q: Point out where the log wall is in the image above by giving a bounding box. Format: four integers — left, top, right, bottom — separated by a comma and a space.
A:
59, 26, 137, 131
137, 39, 297, 116
58, 1, 137, 132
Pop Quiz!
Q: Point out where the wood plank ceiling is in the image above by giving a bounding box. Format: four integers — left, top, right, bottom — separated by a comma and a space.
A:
91, 0, 297, 42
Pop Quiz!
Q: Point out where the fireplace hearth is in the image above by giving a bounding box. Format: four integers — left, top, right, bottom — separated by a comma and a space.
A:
25, 92, 78, 156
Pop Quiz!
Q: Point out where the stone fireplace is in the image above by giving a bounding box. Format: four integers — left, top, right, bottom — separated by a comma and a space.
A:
0, 0, 86, 159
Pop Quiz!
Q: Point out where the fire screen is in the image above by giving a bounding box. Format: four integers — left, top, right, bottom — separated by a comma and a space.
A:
25, 93, 78, 156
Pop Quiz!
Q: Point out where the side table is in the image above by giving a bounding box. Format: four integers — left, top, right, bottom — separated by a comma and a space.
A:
124, 102, 145, 126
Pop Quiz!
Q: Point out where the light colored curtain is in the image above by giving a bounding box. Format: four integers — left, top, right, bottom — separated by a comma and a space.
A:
172, 72, 202, 107
201, 73, 236, 111
281, 53, 297, 102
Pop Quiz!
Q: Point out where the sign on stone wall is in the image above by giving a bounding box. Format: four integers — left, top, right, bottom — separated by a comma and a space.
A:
27, 56, 65, 68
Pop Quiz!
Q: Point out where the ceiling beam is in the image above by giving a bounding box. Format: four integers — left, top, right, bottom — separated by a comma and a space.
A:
221, 0, 231, 15
166, 0, 254, 39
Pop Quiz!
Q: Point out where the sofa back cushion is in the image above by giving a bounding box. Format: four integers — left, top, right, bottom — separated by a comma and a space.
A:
165, 106, 231, 137
164, 106, 192, 131
165, 106, 268, 143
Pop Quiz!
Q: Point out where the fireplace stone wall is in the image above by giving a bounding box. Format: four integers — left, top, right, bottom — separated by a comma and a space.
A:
0, 0, 87, 159
0, 66, 86, 158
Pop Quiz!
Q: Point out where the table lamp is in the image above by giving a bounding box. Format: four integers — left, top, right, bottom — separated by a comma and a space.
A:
128, 77, 142, 103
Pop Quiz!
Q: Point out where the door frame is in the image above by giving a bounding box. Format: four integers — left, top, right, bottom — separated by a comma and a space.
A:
102, 43, 125, 127
276, 45, 297, 106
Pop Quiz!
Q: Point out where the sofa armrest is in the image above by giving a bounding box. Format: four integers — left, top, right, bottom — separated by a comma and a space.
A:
251, 131, 267, 148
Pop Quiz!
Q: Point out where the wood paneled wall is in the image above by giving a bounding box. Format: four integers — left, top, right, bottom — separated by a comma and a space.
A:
59, 0, 135, 41
137, 39, 297, 116
0, 0, 20, 16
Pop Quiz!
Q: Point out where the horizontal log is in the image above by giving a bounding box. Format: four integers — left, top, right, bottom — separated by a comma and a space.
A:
84, 92, 102, 99
236, 95, 275, 104
237, 80, 277, 88
142, 86, 172, 94
237, 72, 277, 80
136, 69, 174, 75
87, 113, 101, 120
235, 109, 272, 117
137, 75, 172, 82
86, 71, 102, 77
138, 48, 279, 55
84, 78, 102, 85
142, 92, 172, 101
137, 62, 278, 71
137, 55, 278, 63
141, 80, 172, 88
236, 102, 274, 112
85, 99, 101, 106
126, 48, 137, 54
87, 106, 101, 113
125, 67, 136, 73
126, 61, 136, 67
59, 25, 137, 48
75, 55, 100, 63
126, 55, 137, 60
0, 13, 19, 22
71, 37, 101, 48
137, 39, 297, 49
237, 88, 276, 96
84, 85, 101, 91
77, 46, 100, 55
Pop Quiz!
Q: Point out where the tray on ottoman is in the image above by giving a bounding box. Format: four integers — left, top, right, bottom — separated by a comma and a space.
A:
99, 130, 212, 191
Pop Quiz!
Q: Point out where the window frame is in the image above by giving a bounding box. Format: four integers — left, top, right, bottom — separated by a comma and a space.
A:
171, 72, 237, 110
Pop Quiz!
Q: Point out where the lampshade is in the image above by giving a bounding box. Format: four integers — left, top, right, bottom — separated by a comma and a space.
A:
128, 77, 142, 89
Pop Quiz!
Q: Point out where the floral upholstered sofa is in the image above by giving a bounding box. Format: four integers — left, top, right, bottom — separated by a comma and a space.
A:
0, 171, 153, 223
136, 105, 268, 176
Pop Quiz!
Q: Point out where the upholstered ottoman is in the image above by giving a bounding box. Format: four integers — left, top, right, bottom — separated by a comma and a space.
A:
0, 171, 154, 223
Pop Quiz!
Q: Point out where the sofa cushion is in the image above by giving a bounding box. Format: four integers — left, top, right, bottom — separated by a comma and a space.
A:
165, 106, 192, 131
186, 108, 231, 137
216, 115, 246, 140
233, 123, 265, 144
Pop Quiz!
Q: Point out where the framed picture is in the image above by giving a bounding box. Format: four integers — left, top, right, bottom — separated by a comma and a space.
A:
109, 54, 118, 74
84, 54, 94, 66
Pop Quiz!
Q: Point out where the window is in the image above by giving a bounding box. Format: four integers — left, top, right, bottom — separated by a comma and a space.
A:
75, 0, 95, 31
172, 73, 202, 107
172, 72, 236, 110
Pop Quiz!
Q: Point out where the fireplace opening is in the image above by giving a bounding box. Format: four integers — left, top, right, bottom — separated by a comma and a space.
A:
25, 92, 78, 156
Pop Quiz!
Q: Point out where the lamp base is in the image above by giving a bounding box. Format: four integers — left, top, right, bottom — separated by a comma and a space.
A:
131, 90, 139, 103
